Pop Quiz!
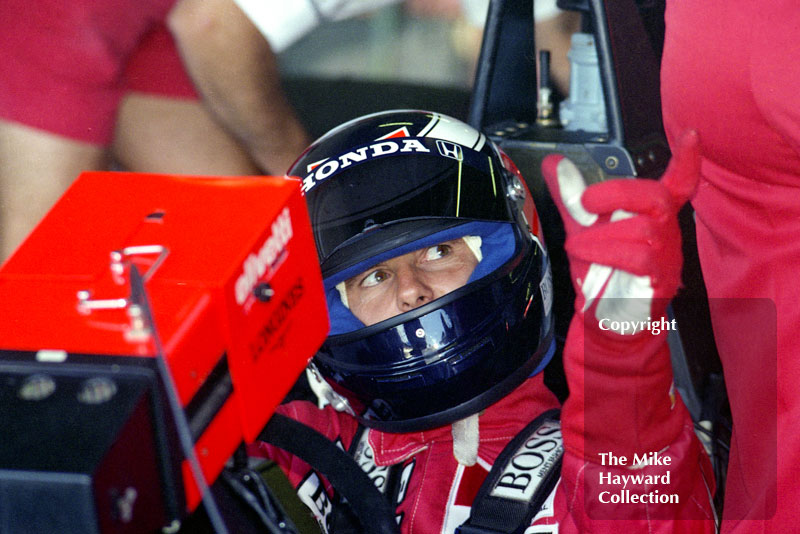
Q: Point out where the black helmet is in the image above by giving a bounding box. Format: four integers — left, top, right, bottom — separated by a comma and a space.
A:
290, 110, 554, 432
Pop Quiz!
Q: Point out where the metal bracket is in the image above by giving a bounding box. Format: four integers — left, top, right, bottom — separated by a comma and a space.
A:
110, 245, 170, 284
76, 245, 170, 342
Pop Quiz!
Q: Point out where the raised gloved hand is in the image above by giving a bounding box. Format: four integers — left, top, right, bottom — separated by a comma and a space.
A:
541, 130, 701, 335
540, 130, 701, 462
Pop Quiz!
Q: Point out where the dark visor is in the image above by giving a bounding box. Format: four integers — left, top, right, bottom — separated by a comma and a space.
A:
305, 145, 513, 278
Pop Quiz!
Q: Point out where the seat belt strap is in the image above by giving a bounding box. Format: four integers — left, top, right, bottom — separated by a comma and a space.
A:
457, 409, 563, 534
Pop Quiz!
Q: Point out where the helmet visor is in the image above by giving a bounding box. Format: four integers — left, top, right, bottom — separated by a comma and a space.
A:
304, 140, 514, 279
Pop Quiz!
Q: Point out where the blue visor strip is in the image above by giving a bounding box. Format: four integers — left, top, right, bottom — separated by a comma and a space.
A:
325, 222, 517, 335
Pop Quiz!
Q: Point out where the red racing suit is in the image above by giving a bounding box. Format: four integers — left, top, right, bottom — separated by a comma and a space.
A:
252, 370, 713, 534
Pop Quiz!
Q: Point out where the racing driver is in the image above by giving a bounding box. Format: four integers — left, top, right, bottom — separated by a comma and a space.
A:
250, 110, 716, 533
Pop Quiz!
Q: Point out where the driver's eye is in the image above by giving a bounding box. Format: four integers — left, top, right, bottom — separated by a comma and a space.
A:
424, 244, 452, 261
361, 269, 390, 288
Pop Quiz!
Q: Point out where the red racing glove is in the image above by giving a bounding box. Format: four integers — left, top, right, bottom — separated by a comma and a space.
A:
541, 130, 701, 461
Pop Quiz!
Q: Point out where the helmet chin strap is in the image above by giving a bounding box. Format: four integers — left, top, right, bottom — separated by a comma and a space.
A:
305, 362, 354, 415
451, 413, 480, 466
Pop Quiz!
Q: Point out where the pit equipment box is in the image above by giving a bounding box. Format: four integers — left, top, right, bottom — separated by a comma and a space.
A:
0, 172, 328, 533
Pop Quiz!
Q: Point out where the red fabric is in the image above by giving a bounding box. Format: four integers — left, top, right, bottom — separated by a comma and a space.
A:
124, 24, 198, 99
661, 1, 794, 530
0, 0, 197, 144
253, 373, 715, 532
251, 375, 561, 533
555, 421, 716, 532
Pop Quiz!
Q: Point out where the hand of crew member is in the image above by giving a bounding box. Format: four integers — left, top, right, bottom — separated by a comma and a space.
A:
540, 130, 701, 335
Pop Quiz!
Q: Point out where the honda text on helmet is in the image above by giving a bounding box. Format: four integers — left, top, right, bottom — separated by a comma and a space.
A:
288, 110, 555, 432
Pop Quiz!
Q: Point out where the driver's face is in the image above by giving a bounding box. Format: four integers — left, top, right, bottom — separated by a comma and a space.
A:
344, 239, 479, 326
